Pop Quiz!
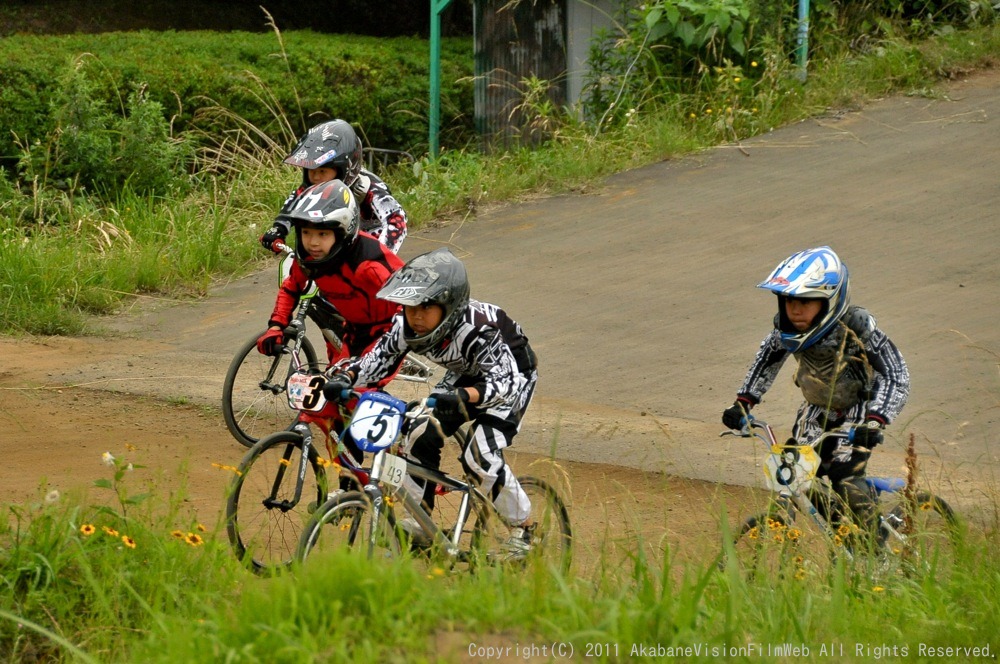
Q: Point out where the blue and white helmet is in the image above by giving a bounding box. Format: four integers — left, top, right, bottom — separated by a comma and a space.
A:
757, 246, 850, 352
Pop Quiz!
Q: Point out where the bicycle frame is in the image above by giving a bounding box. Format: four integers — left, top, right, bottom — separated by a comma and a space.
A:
723, 418, 881, 560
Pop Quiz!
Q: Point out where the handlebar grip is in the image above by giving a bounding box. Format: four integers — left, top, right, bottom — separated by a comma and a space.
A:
274, 240, 292, 255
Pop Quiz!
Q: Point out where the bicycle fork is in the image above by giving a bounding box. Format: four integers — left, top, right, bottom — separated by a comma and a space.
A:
263, 422, 314, 513
365, 450, 467, 558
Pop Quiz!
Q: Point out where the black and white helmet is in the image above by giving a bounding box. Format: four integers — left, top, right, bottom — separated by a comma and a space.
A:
283, 119, 363, 187
277, 180, 360, 270
377, 248, 470, 353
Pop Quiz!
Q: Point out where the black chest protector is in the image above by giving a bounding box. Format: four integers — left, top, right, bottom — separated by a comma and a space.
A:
790, 306, 875, 410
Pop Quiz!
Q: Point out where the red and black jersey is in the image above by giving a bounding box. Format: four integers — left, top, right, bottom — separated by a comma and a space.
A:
268, 234, 404, 355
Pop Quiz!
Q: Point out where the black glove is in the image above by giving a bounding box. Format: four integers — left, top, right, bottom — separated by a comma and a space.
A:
256, 328, 283, 356
722, 398, 753, 430
433, 388, 472, 424
260, 224, 288, 253
850, 418, 885, 449
322, 372, 354, 403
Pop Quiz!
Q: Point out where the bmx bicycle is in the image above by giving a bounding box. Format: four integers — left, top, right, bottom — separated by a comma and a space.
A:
720, 416, 958, 579
296, 386, 572, 572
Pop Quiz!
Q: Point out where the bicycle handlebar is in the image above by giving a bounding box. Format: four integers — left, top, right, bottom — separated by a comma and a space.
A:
721, 416, 862, 451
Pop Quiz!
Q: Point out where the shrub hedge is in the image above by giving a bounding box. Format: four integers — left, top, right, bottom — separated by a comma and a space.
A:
0, 29, 475, 168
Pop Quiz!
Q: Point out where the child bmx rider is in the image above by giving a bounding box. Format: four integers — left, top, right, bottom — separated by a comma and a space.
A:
322, 248, 540, 558
722, 246, 910, 539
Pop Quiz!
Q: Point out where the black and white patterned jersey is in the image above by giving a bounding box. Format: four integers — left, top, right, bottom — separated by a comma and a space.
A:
736, 305, 909, 423
274, 168, 408, 253
350, 170, 407, 254
348, 299, 536, 409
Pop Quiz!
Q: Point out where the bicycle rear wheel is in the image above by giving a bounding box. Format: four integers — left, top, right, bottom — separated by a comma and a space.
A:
297, 491, 400, 563
226, 431, 329, 574
222, 332, 319, 448
471, 476, 572, 572
881, 491, 960, 573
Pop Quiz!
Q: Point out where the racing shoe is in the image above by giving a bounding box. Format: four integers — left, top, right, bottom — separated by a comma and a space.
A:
399, 516, 433, 551
501, 523, 536, 563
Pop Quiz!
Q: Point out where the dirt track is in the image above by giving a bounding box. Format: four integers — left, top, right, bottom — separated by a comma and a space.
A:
1, 71, 998, 558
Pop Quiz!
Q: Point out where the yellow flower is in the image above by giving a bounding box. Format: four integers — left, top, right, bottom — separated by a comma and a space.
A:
425, 567, 447, 579
186, 533, 204, 546
196, 523, 207, 533
80, 524, 96, 536
794, 568, 807, 580
316, 457, 331, 467
170, 529, 186, 539
689, 112, 697, 119
211, 462, 242, 477
751, 61, 758, 67
705, 108, 713, 114
747, 526, 760, 540
786, 528, 801, 542
103, 526, 120, 537
920, 502, 932, 511
122, 535, 137, 549
872, 586, 885, 593
734, 77, 741, 83
125, 443, 137, 452
833, 535, 843, 547
838, 524, 852, 537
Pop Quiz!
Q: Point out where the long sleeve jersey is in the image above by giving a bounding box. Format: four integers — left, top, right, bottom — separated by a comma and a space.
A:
736, 305, 909, 424
268, 235, 404, 354
275, 168, 408, 253
347, 299, 537, 409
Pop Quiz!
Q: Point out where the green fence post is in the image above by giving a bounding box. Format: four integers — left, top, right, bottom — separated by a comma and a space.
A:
430, 0, 455, 159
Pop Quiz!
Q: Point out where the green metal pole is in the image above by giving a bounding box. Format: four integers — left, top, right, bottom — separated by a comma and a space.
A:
429, 0, 454, 159
796, 0, 810, 82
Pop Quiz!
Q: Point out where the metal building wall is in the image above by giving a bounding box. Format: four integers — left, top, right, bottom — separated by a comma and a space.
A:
474, 0, 567, 147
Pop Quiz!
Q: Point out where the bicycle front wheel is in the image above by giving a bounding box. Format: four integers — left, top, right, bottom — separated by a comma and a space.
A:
226, 431, 329, 574
723, 512, 810, 579
297, 491, 400, 563
222, 332, 319, 448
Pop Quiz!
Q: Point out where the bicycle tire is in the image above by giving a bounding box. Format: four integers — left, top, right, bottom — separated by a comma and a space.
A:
222, 332, 320, 448
226, 431, 329, 574
881, 491, 960, 571
470, 476, 572, 572
297, 491, 401, 563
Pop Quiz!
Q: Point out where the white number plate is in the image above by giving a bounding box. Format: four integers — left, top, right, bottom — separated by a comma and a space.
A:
286, 372, 327, 412
379, 453, 408, 488
763, 444, 820, 493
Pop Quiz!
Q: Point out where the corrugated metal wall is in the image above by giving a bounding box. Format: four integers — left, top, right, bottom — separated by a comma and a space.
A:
474, 0, 567, 148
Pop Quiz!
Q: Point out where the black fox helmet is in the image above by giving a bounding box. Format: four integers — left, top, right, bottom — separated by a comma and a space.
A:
284, 119, 363, 188
377, 248, 470, 353
276, 180, 360, 270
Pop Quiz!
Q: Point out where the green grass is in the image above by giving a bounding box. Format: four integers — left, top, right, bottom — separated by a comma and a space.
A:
2, 456, 997, 662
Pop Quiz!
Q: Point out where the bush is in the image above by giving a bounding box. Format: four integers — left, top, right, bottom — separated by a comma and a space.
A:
0, 30, 475, 176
